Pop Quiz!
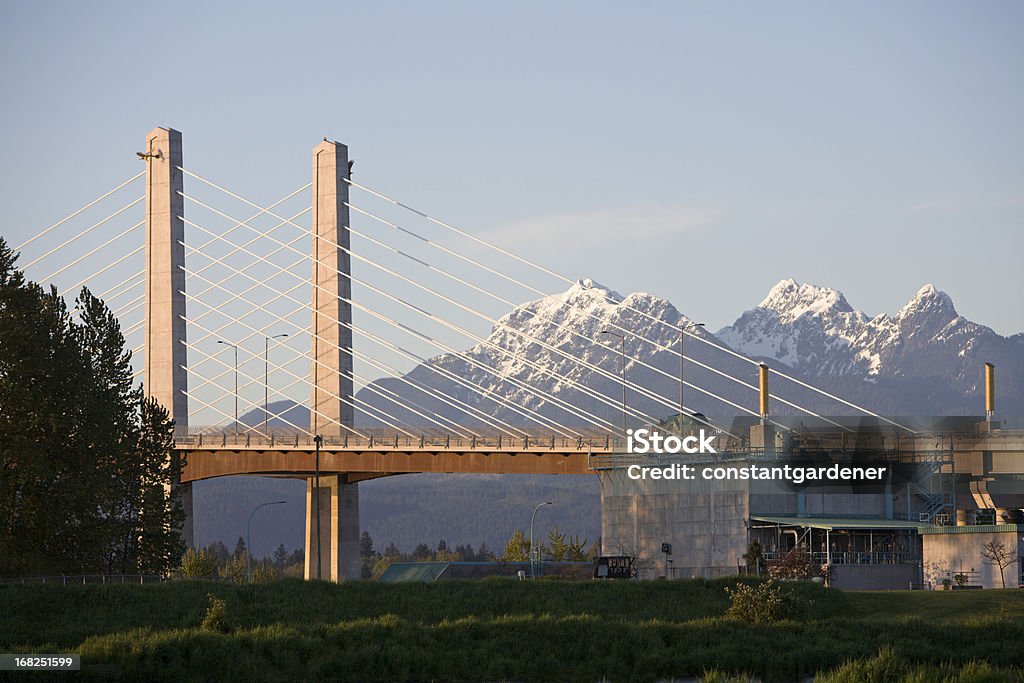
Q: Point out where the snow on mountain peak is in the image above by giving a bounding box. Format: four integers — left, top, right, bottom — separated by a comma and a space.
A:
897, 283, 957, 321
758, 278, 852, 323
559, 278, 623, 304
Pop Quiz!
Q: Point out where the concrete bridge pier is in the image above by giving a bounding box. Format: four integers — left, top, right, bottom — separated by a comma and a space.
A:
143, 126, 193, 548
304, 475, 360, 581
305, 139, 360, 581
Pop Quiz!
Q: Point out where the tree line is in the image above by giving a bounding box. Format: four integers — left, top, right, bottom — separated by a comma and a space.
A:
0, 238, 183, 577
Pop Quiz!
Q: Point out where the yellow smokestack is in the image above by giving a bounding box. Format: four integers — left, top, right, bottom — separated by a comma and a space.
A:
985, 362, 995, 418
759, 363, 770, 419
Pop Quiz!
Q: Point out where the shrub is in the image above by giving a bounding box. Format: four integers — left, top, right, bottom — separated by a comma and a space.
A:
200, 593, 230, 634
178, 546, 219, 579
725, 579, 809, 624
222, 554, 247, 584
252, 560, 278, 584
767, 548, 815, 580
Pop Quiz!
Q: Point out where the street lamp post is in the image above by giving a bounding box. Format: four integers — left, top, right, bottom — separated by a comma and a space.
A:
264, 333, 289, 437
678, 322, 705, 423
530, 501, 553, 579
601, 330, 627, 435
247, 500, 286, 584
313, 434, 323, 581
217, 340, 239, 436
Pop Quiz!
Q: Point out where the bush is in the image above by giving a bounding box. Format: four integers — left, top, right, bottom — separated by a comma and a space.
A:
725, 579, 809, 624
222, 554, 247, 584
252, 560, 278, 584
178, 547, 219, 579
767, 548, 815, 580
200, 593, 230, 634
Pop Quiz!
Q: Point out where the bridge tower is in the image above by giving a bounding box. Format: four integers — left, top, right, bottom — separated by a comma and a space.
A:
305, 140, 360, 581
142, 127, 193, 547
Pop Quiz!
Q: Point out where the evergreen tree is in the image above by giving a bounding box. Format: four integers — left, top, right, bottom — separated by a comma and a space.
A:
501, 529, 530, 562
359, 531, 374, 559
273, 544, 289, 569
233, 537, 247, 560
0, 241, 184, 576
209, 540, 231, 567
566, 534, 589, 562
383, 542, 401, 559
548, 527, 568, 562
412, 543, 432, 560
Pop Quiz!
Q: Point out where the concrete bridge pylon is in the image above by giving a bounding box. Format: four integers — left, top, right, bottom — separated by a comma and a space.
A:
142, 126, 193, 549
307, 139, 359, 581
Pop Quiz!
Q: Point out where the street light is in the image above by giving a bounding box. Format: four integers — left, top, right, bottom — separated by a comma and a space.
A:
679, 322, 705, 424
264, 333, 289, 437
530, 501, 553, 579
217, 340, 239, 436
247, 500, 286, 584
601, 330, 627, 434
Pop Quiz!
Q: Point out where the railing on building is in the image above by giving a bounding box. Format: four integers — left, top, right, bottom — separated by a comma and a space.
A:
762, 550, 917, 565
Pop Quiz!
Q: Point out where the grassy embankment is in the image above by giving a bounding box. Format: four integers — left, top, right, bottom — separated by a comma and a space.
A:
2, 578, 1023, 681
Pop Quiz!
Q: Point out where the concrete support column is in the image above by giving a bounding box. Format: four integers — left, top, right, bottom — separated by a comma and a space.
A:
310, 140, 353, 436
143, 127, 192, 548
305, 140, 357, 581
304, 475, 360, 581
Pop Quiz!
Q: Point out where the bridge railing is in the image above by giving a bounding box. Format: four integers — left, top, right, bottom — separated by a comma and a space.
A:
176, 430, 623, 452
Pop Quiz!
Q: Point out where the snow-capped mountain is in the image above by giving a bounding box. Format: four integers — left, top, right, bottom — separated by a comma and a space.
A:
355, 278, 1023, 424
718, 280, 1023, 410
357, 278, 755, 428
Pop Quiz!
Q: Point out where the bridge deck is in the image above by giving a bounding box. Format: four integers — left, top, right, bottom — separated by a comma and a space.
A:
175, 429, 1024, 483
176, 432, 617, 482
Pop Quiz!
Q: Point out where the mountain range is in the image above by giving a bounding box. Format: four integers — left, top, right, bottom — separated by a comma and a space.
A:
194, 279, 1023, 557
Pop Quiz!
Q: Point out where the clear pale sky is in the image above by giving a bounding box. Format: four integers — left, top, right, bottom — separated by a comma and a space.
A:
2, 1, 1022, 336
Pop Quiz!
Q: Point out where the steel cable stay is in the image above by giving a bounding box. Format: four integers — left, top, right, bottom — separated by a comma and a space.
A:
176, 182, 651, 431
345, 202, 842, 432
176, 206, 648, 433
182, 280, 534, 439
95, 270, 145, 304
180, 314, 419, 439
15, 172, 144, 252
177, 241, 592, 437
181, 314, 473, 440
178, 181, 788, 430
178, 257, 567, 437
319, 222, 755, 435
178, 289, 472, 438
343, 177, 915, 432
184, 294, 524, 439
38, 220, 144, 285
183, 205, 312, 297
177, 223, 614, 436
182, 180, 312, 259
180, 334, 377, 438
23, 197, 143, 273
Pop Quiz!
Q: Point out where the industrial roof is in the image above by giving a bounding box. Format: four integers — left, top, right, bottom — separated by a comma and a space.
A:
750, 515, 926, 530
377, 562, 449, 583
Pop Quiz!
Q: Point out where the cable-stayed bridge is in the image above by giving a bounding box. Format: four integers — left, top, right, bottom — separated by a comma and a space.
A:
14, 127, 1016, 581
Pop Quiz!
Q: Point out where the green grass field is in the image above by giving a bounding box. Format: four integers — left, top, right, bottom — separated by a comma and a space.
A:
2, 578, 1023, 682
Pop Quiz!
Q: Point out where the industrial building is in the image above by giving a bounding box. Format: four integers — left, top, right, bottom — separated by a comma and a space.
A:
596, 391, 1024, 590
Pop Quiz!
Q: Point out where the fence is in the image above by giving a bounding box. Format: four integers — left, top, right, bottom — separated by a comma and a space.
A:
1, 574, 165, 586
